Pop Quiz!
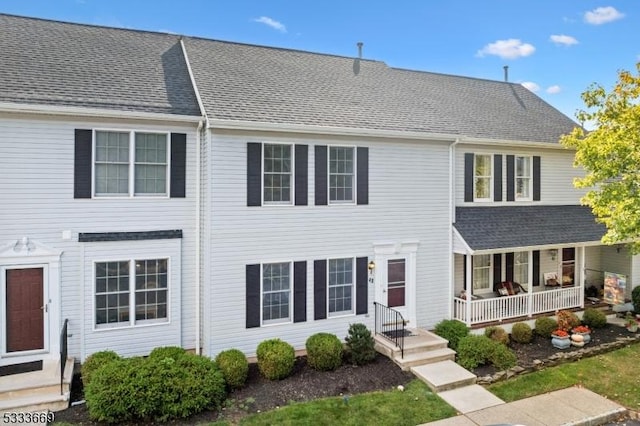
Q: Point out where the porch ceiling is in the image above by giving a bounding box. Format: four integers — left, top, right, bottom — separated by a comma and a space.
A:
454, 205, 606, 253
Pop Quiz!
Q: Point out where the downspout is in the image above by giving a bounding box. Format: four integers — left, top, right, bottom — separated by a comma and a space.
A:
449, 138, 461, 322
180, 37, 209, 355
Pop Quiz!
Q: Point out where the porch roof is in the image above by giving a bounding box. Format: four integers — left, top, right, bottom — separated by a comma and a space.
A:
453, 205, 606, 253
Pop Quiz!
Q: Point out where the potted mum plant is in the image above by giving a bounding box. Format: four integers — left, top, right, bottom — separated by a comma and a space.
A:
571, 325, 591, 343
624, 312, 638, 332
551, 329, 571, 349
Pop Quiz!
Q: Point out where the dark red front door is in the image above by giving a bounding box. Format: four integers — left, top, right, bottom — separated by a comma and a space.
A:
6, 268, 44, 352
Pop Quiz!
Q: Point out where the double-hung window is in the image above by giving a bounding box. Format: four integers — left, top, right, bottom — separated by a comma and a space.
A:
95, 258, 168, 328
262, 262, 292, 324
514, 252, 529, 284
515, 156, 531, 200
263, 144, 292, 204
94, 131, 168, 197
473, 254, 492, 293
329, 146, 355, 203
328, 258, 354, 316
474, 154, 492, 201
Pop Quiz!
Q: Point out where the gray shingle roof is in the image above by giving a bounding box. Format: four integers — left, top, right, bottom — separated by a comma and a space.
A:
454, 205, 606, 251
184, 38, 579, 143
0, 14, 201, 116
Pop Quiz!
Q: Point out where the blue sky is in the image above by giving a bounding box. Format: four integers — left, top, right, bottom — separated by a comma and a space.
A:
2, 1, 638, 124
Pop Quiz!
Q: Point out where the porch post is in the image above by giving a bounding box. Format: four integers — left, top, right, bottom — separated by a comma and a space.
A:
579, 246, 586, 308
465, 254, 472, 325
527, 251, 533, 318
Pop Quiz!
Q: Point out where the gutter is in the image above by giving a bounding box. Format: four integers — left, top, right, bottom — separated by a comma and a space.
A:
180, 37, 209, 356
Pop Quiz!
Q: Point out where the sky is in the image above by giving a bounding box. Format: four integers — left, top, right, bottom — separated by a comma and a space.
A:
2, 0, 639, 124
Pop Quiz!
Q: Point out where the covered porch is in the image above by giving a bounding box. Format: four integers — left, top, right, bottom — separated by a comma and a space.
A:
451, 205, 632, 325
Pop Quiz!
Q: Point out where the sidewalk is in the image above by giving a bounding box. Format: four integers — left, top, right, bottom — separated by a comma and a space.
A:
422, 386, 627, 426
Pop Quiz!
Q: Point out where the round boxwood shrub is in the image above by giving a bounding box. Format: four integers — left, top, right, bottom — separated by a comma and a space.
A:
215, 349, 249, 389
456, 335, 494, 370
489, 343, 517, 371
306, 333, 343, 371
256, 338, 295, 380
149, 346, 187, 362
85, 353, 226, 423
534, 317, 558, 337
81, 350, 121, 387
511, 322, 533, 344
484, 326, 509, 345
582, 307, 608, 329
345, 323, 376, 365
434, 319, 469, 351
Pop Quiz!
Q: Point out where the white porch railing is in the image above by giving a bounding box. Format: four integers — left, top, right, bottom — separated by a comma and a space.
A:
453, 286, 582, 325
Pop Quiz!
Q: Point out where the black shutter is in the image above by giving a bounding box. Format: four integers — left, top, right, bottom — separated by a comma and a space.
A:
74, 129, 92, 199
356, 147, 369, 205
464, 153, 474, 202
494, 155, 502, 202
493, 253, 502, 292
315, 146, 328, 205
533, 250, 540, 286
533, 156, 541, 201
355, 257, 368, 315
314, 260, 327, 320
506, 155, 515, 202
505, 252, 514, 282
246, 264, 261, 328
294, 145, 308, 206
247, 143, 262, 206
293, 261, 307, 322
170, 133, 187, 198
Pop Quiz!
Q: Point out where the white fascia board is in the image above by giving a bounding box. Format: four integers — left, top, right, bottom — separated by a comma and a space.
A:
472, 240, 604, 255
459, 136, 572, 151
0, 102, 203, 124
209, 119, 460, 142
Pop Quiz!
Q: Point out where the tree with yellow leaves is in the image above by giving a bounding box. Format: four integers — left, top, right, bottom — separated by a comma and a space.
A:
561, 63, 640, 252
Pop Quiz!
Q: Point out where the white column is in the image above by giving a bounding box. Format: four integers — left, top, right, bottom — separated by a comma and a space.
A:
465, 254, 472, 325
527, 251, 534, 317
579, 246, 586, 308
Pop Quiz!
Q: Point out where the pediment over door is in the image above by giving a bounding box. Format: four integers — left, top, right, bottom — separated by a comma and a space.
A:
0, 237, 62, 261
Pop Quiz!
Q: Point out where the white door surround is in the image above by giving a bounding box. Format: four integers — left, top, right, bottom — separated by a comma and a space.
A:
373, 241, 419, 326
0, 237, 62, 366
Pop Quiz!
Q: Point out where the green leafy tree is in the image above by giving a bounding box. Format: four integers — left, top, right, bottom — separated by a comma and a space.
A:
561, 63, 640, 252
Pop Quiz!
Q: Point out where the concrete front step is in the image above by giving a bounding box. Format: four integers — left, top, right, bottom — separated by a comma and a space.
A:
411, 360, 477, 392
394, 348, 456, 371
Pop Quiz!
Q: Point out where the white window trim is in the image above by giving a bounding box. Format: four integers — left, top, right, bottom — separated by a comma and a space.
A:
472, 254, 493, 294
261, 142, 294, 206
473, 154, 493, 202
327, 257, 356, 318
92, 129, 171, 199
260, 260, 293, 326
328, 145, 357, 205
92, 257, 171, 331
515, 155, 532, 201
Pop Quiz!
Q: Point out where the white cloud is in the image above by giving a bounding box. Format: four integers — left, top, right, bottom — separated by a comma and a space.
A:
584, 6, 624, 25
253, 16, 287, 33
546, 85, 562, 94
521, 82, 540, 92
550, 34, 578, 46
476, 39, 535, 59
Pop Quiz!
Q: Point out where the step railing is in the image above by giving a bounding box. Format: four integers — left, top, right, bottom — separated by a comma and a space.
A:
60, 319, 68, 395
374, 302, 406, 358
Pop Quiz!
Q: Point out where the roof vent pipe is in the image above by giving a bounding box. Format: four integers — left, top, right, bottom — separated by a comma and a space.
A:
503, 65, 509, 82
357, 42, 363, 59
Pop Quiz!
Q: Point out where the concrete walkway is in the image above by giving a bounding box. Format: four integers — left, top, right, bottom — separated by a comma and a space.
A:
422, 386, 627, 426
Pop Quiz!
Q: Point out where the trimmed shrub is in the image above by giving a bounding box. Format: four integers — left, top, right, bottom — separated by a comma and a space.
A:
489, 343, 517, 371
632, 286, 640, 314
434, 319, 469, 351
256, 339, 295, 380
511, 322, 533, 344
306, 333, 343, 371
345, 323, 376, 365
456, 335, 494, 370
484, 326, 509, 345
557, 310, 581, 331
215, 349, 249, 389
149, 346, 187, 362
81, 350, 121, 387
582, 307, 608, 329
85, 353, 225, 423
534, 317, 558, 337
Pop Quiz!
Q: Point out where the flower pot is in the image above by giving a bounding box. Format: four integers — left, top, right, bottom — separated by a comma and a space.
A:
552, 335, 571, 349
627, 324, 638, 333
572, 332, 591, 344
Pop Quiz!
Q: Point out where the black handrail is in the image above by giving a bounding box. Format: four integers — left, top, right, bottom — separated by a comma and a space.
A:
373, 302, 406, 358
60, 319, 68, 395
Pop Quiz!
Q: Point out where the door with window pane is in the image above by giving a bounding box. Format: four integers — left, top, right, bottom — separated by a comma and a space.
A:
387, 259, 406, 308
